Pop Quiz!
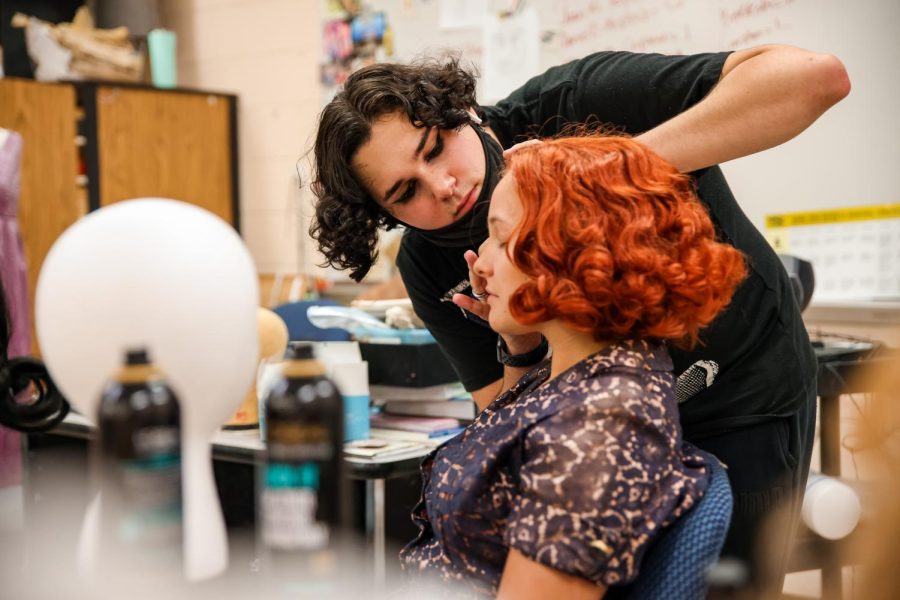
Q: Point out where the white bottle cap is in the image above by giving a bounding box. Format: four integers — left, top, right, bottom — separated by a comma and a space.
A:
802, 474, 861, 540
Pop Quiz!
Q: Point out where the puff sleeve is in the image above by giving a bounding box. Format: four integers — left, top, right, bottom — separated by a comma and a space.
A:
503, 391, 704, 587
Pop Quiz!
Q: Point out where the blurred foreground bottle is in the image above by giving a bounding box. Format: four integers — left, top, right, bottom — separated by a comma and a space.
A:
95, 347, 182, 578
259, 342, 347, 587
802, 473, 861, 540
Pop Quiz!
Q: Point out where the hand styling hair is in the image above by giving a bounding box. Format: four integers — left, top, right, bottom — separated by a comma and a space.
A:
311, 56, 479, 281
505, 136, 747, 348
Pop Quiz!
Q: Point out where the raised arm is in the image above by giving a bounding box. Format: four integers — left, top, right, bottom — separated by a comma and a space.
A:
636, 44, 850, 173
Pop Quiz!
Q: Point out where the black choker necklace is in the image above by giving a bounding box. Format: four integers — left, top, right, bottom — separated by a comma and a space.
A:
400, 123, 504, 249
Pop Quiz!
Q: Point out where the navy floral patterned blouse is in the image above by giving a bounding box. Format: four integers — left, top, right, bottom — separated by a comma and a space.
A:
400, 340, 710, 597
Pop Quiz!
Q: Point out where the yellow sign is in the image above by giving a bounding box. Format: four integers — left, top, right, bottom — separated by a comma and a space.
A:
764, 202, 900, 301
765, 203, 900, 229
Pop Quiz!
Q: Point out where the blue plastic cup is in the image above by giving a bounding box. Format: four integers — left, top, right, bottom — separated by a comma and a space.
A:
343, 394, 371, 442
147, 29, 177, 88
331, 362, 371, 442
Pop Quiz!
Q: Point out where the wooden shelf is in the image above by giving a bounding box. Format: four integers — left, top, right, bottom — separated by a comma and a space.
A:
0, 78, 239, 355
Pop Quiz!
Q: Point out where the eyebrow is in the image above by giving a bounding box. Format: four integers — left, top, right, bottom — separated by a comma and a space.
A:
488, 214, 511, 229
382, 127, 433, 203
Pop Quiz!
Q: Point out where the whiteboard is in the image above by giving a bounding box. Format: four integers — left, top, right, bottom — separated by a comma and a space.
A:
357, 0, 900, 242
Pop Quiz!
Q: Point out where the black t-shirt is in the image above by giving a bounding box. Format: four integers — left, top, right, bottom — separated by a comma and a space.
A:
396, 51, 817, 439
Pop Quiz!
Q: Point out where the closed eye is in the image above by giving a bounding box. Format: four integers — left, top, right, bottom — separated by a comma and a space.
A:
394, 133, 442, 205
425, 133, 443, 162
395, 182, 416, 205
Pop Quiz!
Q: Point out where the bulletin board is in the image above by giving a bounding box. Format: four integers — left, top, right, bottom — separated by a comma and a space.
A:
332, 0, 900, 302
766, 204, 900, 302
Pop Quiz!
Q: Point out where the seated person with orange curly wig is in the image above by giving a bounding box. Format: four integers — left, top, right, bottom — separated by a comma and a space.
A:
399, 135, 748, 598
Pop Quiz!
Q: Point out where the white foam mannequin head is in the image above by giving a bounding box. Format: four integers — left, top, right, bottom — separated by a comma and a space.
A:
36, 198, 258, 581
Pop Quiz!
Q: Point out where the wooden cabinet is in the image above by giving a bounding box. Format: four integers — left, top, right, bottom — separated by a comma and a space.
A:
82, 84, 238, 222
0, 78, 239, 353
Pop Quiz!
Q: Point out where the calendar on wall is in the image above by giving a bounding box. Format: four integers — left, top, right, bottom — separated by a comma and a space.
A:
765, 204, 900, 302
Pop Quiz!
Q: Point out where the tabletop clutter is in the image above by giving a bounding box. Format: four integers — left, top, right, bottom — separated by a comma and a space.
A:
299, 300, 473, 456
221, 299, 472, 463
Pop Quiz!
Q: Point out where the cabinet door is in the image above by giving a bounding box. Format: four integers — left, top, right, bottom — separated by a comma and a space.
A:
0, 79, 82, 355
93, 86, 236, 226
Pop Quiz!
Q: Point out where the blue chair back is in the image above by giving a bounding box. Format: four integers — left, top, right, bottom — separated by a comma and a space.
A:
624, 449, 732, 599
272, 299, 352, 342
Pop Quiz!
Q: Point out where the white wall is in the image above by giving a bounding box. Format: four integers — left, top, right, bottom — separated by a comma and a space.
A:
160, 0, 326, 277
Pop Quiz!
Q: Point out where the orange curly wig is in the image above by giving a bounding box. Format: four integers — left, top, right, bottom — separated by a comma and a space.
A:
505, 135, 747, 349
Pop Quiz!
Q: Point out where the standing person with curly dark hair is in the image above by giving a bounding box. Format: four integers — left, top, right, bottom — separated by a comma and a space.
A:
310, 45, 851, 591
399, 135, 746, 598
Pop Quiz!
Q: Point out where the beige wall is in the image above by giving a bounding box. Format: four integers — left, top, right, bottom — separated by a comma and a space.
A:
159, 0, 326, 277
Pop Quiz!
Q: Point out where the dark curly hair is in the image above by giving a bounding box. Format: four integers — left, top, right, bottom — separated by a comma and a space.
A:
506, 135, 748, 349
310, 57, 480, 282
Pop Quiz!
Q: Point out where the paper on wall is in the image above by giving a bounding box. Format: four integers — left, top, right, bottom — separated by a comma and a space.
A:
482, 8, 540, 104
439, 0, 491, 30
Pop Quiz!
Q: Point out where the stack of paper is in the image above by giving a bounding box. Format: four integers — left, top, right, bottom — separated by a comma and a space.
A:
369, 413, 465, 445
344, 438, 425, 459
381, 399, 475, 420
371, 381, 476, 420
369, 381, 467, 401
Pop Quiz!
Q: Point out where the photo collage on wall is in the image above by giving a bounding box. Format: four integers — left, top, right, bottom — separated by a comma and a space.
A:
321, 0, 393, 90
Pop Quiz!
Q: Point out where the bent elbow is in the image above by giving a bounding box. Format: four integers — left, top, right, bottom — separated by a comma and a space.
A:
808, 53, 851, 111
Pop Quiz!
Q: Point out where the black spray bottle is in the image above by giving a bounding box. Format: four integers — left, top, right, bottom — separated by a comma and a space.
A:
259, 341, 347, 583
95, 347, 182, 577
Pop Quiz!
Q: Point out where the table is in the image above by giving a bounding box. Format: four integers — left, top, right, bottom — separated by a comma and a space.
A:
786, 341, 880, 600
206, 425, 429, 586
30, 412, 431, 587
